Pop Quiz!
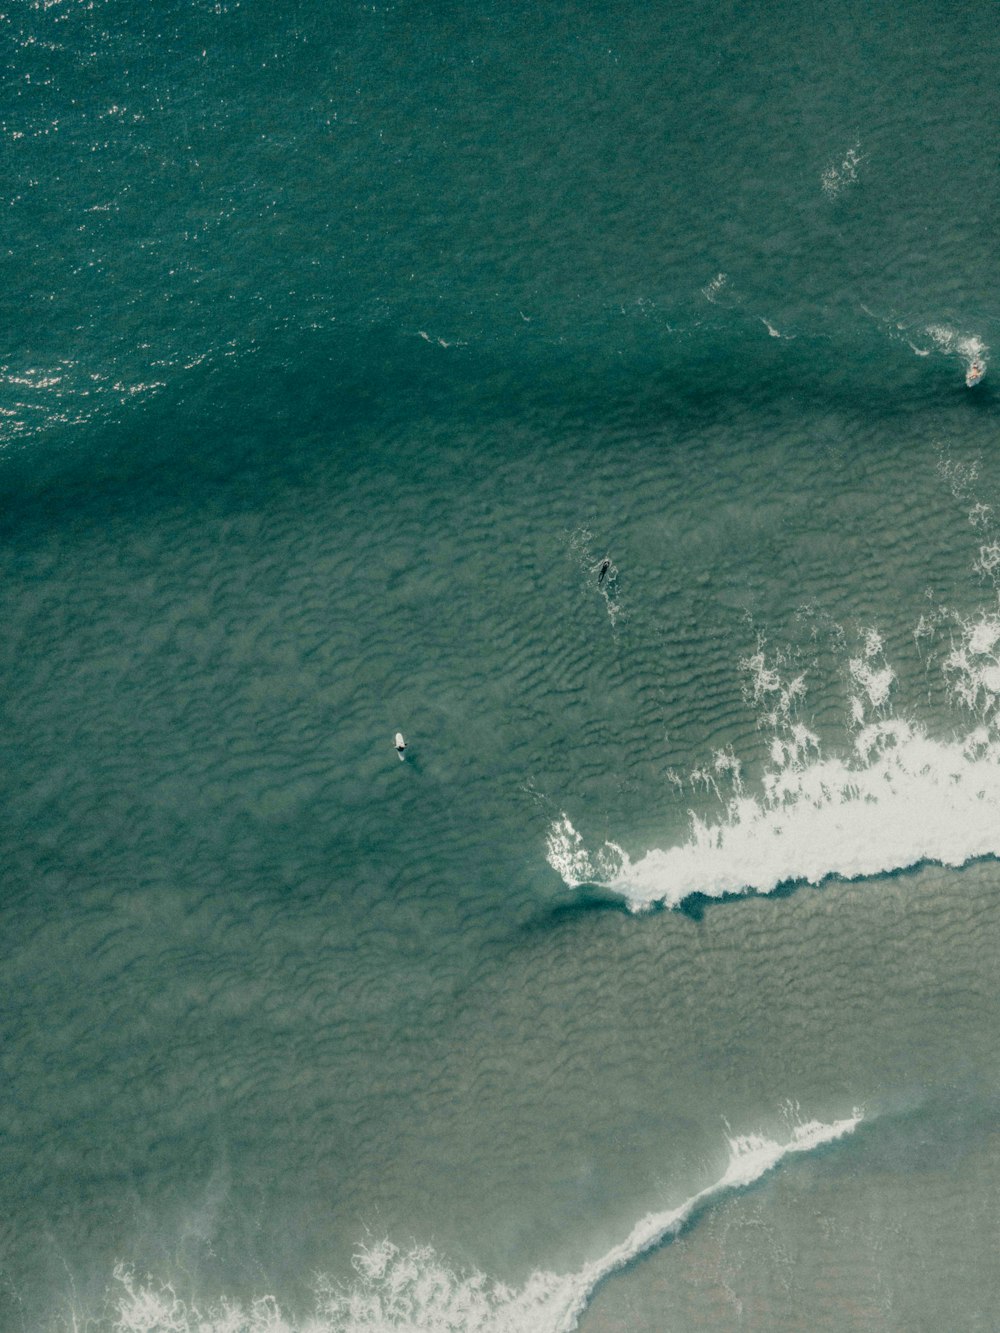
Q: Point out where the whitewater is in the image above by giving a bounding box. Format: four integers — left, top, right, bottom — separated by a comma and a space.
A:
548, 595, 1000, 911
87, 1111, 861, 1333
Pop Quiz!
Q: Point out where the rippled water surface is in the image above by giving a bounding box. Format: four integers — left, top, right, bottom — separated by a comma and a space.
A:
3, 1, 1000, 1329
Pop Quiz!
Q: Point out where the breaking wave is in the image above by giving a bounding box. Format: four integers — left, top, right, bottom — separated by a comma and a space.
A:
548, 593, 1000, 910
75, 1111, 862, 1333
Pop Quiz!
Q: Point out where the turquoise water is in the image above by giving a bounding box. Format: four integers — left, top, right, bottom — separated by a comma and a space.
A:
4, 1, 1000, 1329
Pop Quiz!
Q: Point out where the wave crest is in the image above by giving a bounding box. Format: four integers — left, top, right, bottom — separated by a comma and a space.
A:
96, 1112, 861, 1333
548, 612, 1000, 911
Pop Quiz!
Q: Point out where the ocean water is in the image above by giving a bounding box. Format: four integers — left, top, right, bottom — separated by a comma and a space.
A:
3, 1, 1000, 1329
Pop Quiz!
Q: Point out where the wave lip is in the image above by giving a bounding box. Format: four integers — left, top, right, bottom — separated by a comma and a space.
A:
549, 615, 1000, 912
104, 1111, 862, 1333
549, 719, 1000, 911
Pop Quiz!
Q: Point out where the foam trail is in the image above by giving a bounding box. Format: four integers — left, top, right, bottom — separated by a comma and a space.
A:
759, 317, 794, 340
548, 617, 1000, 911
567, 527, 624, 629
926, 324, 987, 386
96, 1112, 861, 1333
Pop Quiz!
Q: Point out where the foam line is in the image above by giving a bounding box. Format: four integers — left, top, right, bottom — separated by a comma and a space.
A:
548, 722, 1000, 910
553, 1109, 862, 1330
102, 1112, 862, 1333
548, 618, 1000, 911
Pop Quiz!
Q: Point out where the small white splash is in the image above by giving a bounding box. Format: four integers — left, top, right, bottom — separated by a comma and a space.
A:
965, 354, 986, 387
546, 815, 626, 888
759, 317, 793, 340
702, 272, 727, 304
926, 325, 988, 387
974, 544, 1000, 581
93, 1111, 862, 1333
821, 142, 864, 198
416, 330, 466, 349
969, 502, 993, 532
848, 627, 895, 711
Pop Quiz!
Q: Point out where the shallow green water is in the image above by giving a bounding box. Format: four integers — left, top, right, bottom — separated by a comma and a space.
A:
3, 1, 1000, 1329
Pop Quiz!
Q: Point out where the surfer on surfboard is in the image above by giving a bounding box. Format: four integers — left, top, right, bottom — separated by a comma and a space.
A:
394, 732, 406, 760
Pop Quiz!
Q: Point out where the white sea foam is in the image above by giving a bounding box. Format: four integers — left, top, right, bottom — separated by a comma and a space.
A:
416, 329, 467, 349
702, 272, 728, 304
759, 317, 793, 340
821, 142, 863, 198
547, 612, 1000, 911
926, 324, 988, 386
91, 1111, 861, 1333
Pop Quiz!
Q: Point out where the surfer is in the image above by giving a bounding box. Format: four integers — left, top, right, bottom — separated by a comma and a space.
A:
967, 360, 985, 387
598, 559, 611, 585
394, 731, 406, 760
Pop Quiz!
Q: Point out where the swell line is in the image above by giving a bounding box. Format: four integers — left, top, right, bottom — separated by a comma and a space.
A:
99, 1110, 862, 1333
